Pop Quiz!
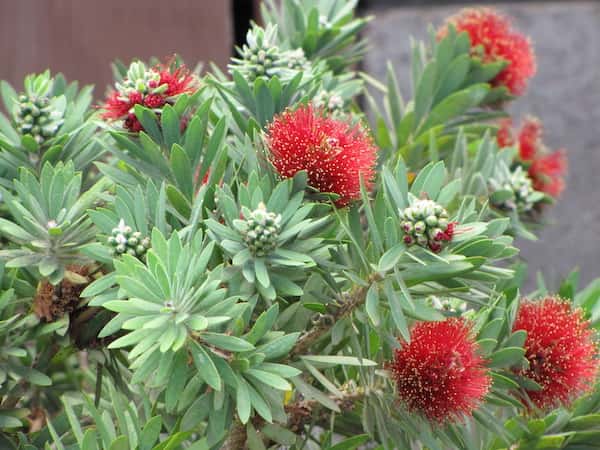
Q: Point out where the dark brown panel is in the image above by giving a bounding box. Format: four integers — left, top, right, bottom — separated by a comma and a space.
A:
0, 0, 233, 97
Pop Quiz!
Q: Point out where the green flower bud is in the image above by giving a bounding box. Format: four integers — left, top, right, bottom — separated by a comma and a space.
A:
417, 235, 429, 246
425, 215, 438, 227
414, 221, 426, 235
242, 203, 281, 256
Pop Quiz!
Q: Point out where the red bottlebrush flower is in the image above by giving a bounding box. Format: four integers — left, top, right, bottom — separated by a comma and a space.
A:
388, 318, 491, 422
157, 64, 196, 97
517, 116, 542, 161
101, 60, 197, 132
443, 222, 455, 240
512, 297, 599, 410
497, 117, 567, 198
439, 8, 536, 96
529, 150, 567, 197
143, 94, 166, 109
266, 105, 377, 207
496, 118, 515, 148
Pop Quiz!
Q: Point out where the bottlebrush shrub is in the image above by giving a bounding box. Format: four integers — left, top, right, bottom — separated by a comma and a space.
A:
0, 2, 596, 450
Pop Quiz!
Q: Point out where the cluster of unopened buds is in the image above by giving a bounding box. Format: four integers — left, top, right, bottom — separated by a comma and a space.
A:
491, 166, 539, 213
427, 296, 468, 314
285, 48, 310, 71
231, 25, 309, 82
239, 43, 281, 81
14, 94, 63, 145
399, 199, 455, 253
313, 90, 344, 114
107, 220, 150, 258
117, 62, 164, 97
240, 203, 282, 257
115, 62, 169, 110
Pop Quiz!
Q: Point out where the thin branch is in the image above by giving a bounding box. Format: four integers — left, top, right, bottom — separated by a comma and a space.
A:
288, 274, 380, 360
285, 386, 368, 433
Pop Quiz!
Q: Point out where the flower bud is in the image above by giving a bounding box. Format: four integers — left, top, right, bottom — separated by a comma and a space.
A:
242, 204, 281, 256
108, 220, 149, 259
414, 221, 426, 235
399, 199, 455, 252
425, 215, 438, 227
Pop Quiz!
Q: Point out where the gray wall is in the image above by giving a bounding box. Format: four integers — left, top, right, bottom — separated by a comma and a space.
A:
364, 1, 600, 290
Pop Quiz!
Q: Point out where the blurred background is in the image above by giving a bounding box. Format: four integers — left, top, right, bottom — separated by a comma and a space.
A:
1, 0, 598, 289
